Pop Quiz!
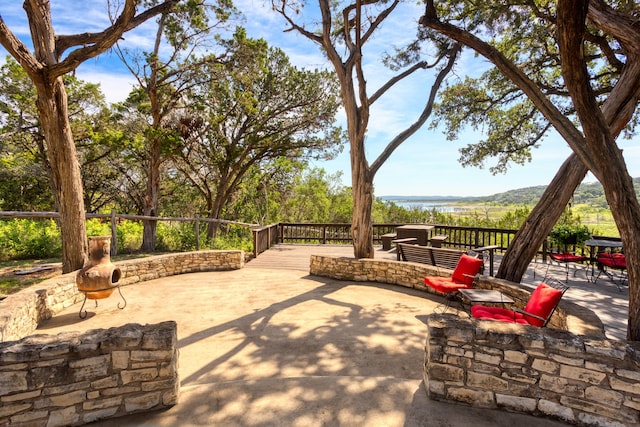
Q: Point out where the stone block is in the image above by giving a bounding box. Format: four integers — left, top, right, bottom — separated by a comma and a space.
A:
124, 391, 161, 412
496, 393, 537, 412
83, 396, 122, 410
467, 372, 509, 392
531, 358, 558, 374
82, 406, 120, 424
112, 351, 130, 370
0, 403, 31, 418
539, 374, 585, 398
121, 368, 158, 385
537, 399, 575, 423
427, 363, 464, 383
46, 405, 80, 427
447, 386, 495, 408
610, 376, 640, 395
0, 371, 28, 395
559, 365, 606, 385
503, 350, 528, 364
585, 386, 623, 407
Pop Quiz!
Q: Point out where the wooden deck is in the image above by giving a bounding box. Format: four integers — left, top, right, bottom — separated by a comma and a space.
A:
246, 243, 397, 270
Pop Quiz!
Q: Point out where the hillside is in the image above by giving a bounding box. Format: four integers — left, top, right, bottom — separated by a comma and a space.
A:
382, 178, 640, 207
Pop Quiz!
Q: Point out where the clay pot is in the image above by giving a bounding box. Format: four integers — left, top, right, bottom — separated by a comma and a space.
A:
76, 236, 122, 300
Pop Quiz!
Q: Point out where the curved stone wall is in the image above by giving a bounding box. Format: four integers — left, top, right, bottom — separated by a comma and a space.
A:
0, 250, 244, 343
309, 255, 604, 338
310, 255, 640, 426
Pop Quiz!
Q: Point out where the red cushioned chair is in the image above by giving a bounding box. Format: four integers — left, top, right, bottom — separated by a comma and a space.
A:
548, 251, 588, 283
595, 252, 626, 291
471, 281, 568, 327
425, 253, 484, 312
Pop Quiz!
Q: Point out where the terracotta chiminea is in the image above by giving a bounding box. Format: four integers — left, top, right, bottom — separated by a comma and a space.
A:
76, 236, 125, 318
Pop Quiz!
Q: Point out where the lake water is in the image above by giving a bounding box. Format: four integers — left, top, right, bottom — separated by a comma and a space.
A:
392, 201, 468, 213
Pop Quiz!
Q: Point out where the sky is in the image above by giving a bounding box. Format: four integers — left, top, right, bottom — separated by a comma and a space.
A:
1, 1, 638, 198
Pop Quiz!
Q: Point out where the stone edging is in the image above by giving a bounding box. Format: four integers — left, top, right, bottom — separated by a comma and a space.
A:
0, 250, 244, 343
309, 254, 604, 338
309, 255, 640, 426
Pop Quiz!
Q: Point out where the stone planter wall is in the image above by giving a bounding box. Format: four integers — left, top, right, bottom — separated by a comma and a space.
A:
310, 255, 604, 338
0, 321, 178, 427
0, 250, 243, 343
425, 315, 640, 427
310, 255, 640, 426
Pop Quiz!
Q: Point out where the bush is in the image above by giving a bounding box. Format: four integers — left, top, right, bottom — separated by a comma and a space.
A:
116, 220, 143, 253
0, 219, 62, 260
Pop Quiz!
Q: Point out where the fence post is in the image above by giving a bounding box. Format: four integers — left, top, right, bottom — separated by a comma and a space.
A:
110, 209, 117, 256
195, 214, 200, 251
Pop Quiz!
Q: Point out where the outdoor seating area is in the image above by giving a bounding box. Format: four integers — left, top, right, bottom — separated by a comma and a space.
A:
470, 279, 568, 327
0, 243, 635, 427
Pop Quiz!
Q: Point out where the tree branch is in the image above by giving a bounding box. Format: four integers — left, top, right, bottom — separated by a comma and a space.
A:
370, 43, 460, 175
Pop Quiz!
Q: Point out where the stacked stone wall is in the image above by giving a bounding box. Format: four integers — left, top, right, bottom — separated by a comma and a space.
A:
426, 315, 640, 427
310, 255, 604, 337
310, 255, 640, 426
0, 321, 178, 427
0, 250, 243, 343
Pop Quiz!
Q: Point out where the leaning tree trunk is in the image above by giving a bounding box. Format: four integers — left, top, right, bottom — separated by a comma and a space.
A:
558, 0, 640, 340
35, 77, 88, 273
497, 153, 587, 281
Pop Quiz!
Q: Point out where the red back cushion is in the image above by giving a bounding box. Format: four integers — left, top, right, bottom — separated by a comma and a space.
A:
451, 254, 484, 286
523, 283, 563, 327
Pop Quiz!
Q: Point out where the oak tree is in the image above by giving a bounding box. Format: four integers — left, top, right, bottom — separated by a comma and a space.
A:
273, 0, 461, 258
0, 0, 180, 272
422, 0, 640, 340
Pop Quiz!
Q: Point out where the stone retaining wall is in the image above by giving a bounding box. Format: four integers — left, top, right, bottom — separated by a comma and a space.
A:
309, 255, 604, 337
425, 315, 640, 427
0, 250, 243, 343
310, 255, 640, 426
0, 321, 178, 427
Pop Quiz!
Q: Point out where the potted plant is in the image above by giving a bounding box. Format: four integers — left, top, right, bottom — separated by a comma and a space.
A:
549, 224, 591, 247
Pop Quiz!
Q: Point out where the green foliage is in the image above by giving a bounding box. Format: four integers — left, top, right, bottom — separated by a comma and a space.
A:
116, 220, 144, 253
548, 207, 591, 246
86, 219, 110, 237
0, 219, 62, 260
549, 224, 591, 247
156, 222, 196, 252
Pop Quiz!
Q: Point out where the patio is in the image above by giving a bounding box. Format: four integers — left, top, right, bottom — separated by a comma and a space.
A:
34, 244, 628, 426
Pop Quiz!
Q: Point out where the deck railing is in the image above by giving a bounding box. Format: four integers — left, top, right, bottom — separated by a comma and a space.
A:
251, 222, 519, 256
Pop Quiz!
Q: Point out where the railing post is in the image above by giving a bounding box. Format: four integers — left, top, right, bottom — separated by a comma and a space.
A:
195, 214, 200, 251
253, 227, 258, 258
110, 209, 117, 256
322, 225, 327, 244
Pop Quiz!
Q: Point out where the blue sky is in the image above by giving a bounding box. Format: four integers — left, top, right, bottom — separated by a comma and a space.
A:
1, 1, 638, 197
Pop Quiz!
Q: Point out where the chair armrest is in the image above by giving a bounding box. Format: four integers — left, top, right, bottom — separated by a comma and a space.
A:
512, 308, 545, 322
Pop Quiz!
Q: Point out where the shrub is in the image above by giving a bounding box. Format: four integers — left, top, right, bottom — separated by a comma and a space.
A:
0, 219, 61, 260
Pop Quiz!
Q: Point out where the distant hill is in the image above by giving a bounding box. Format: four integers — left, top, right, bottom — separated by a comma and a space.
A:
381, 178, 640, 208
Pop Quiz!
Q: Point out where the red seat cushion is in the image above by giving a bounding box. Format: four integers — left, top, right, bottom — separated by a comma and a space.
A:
598, 253, 626, 269
471, 305, 530, 325
451, 254, 484, 286
424, 276, 470, 293
471, 282, 563, 327
424, 254, 483, 294
550, 252, 587, 263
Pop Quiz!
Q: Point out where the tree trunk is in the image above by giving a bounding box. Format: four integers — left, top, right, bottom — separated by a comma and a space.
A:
557, 0, 640, 341
497, 154, 587, 281
351, 151, 374, 259
35, 77, 88, 272
141, 139, 161, 251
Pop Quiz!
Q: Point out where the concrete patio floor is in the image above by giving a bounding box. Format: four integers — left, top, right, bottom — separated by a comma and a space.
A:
37, 244, 628, 426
